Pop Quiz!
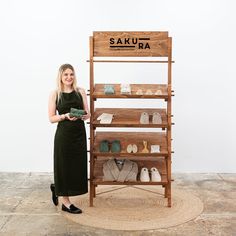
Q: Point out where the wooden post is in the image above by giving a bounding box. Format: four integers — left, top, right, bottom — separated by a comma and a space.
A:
89, 36, 95, 207
167, 37, 172, 207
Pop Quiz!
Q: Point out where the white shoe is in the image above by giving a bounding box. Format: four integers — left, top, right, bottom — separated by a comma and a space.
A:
140, 112, 149, 124
150, 167, 161, 182
152, 112, 162, 124
127, 144, 133, 153
140, 167, 150, 182
132, 144, 138, 153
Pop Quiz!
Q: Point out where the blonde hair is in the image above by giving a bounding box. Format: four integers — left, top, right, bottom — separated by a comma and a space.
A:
56, 64, 78, 103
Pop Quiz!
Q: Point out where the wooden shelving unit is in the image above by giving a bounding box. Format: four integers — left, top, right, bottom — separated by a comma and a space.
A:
89, 31, 173, 207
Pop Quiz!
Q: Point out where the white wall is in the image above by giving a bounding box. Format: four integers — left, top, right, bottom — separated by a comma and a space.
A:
0, 0, 235, 172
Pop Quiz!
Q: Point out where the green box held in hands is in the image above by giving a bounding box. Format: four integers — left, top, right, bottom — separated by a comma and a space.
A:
69, 108, 87, 118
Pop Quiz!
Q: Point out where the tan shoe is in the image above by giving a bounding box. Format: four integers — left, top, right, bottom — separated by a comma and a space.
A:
136, 89, 143, 95
145, 89, 153, 95
141, 140, 149, 153
155, 89, 162, 95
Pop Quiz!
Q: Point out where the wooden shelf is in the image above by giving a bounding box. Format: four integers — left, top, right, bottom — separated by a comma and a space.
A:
93, 179, 168, 185
93, 132, 167, 156
87, 60, 175, 63
89, 31, 173, 207
93, 158, 167, 185
92, 84, 168, 99
93, 108, 168, 128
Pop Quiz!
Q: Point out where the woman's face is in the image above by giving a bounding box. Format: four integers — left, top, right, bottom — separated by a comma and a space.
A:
61, 68, 74, 86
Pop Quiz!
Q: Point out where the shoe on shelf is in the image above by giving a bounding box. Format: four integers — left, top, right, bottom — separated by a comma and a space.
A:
99, 140, 109, 152
127, 144, 133, 153
50, 184, 58, 206
145, 89, 153, 95
140, 167, 150, 182
62, 204, 82, 214
132, 144, 138, 153
155, 89, 162, 95
126, 144, 138, 153
111, 140, 121, 153
141, 140, 149, 153
150, 167, 161, 182
152, 112, 162, 124
140, 112, 149, 124
104, 84, 115, 94
136, 89, 143, 95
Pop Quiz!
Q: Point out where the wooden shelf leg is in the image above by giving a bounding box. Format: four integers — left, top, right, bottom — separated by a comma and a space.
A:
93, 184, 96, 198
167, 182, 171, 207
89, 180, 94, 207
164, 185, 168, 198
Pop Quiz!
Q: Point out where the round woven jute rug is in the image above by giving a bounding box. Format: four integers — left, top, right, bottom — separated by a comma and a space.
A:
61, 185, 203, 231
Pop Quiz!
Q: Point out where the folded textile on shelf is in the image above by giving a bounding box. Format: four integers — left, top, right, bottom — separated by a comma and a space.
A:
103, 159, 138, 182
150, 145, 160, 153
97, 113, 114, 124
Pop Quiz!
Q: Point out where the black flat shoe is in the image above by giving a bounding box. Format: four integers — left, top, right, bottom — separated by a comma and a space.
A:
50, 184, 58, 206
62, 204, 82, 214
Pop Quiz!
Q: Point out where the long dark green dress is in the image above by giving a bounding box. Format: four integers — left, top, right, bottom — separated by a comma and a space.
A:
54, 90, 88, 196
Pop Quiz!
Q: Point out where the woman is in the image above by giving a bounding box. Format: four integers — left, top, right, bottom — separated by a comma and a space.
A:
48, 64, 90, 214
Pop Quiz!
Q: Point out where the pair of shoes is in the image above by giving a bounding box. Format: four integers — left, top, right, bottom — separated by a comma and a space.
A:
99, 140, 121, 153
140, 167, 161, 182
140, 112, 162, 124
62, 204, 82, 214
136, 89, 153, 95
127, 144, 138, 153
50, 184, 58, 206
136, 89, 163, 95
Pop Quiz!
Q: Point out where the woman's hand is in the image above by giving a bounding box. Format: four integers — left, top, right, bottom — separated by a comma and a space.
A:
65, 113, 78, 121
81, 112, 91, 121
